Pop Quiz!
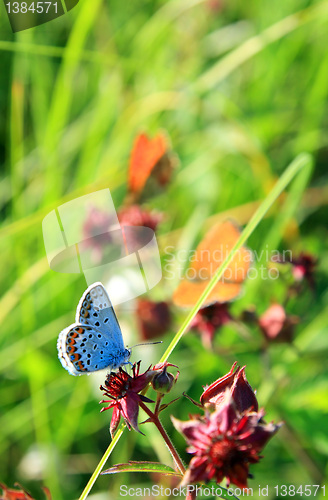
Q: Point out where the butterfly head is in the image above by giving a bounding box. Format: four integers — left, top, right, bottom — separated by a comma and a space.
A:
124, 347, 132, 363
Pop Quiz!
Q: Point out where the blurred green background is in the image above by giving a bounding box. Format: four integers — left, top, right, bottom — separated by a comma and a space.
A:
1, 0, 328, 499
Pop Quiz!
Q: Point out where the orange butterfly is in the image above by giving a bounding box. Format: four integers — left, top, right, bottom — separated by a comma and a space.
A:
173, 220, 252, 308
128, 132, 175, 198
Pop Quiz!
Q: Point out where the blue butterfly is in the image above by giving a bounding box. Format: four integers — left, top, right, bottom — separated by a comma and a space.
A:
57, 282, 132, 376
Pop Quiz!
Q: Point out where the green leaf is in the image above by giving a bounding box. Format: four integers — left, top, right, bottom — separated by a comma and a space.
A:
101, 461, 182, 477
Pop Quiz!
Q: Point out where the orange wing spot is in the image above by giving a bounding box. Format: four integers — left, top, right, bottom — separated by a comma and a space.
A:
78, 361, 85, 371
83, 311, 89, 318
71, 353, 81, 361
69, 346, 76, 353
76, 327, 84, 334
71, 331, 79, 338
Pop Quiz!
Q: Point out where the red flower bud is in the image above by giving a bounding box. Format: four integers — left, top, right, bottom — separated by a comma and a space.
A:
200, 362, 258, 413
152, 365, 175, 394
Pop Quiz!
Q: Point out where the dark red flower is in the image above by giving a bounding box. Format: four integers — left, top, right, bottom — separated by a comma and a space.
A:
272, 252, 316, 289
258, 304, 298, 343
291, 252, 316, 288
190, 303, 232, 349
82, 206, 116, 263
172, 393, 281, 489
118, 205, 162, 232
136, 298, 171, 340
0, 483, 51, 500
100, 362, 157, 436
82, 205, 163, 265
83, 206, 113, 238
200, 362, 258, 413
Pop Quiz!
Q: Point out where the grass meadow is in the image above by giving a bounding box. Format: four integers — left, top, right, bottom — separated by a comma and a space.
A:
0, 0, 328, 499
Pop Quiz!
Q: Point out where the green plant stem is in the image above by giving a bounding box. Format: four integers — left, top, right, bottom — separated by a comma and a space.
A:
138, 400, 186, 475
78, 426, 125, 500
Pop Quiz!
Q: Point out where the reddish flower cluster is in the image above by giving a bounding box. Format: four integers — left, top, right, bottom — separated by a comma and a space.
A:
0, 483, 51, 500
136, 298, 171, 340
259, 304, 298, 342
100, 362, 156, 436
190, 303, 232, 348
290, 252, 316, 288
118, 205, 162, 232
82, 206, 115, 263
100, 362, 177, 436
272, 251, 316, 289
173, 363, 281, 490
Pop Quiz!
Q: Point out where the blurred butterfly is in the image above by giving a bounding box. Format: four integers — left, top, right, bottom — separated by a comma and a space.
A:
57, 282, 131, 376
173, 220, 252, 308
128, 132, 176, 199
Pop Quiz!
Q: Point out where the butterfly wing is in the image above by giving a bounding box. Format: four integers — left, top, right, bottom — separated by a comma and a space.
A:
76, 282, 124, 347
57, 283, 130, 376
128, 133, 167, 195
173, 279, 242, 308
191, 220, 252, 283
173, 220, 252, 308
57, 323, 131, 376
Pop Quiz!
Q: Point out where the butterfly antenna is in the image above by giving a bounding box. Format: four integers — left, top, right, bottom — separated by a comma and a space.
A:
130, 341, 163, 349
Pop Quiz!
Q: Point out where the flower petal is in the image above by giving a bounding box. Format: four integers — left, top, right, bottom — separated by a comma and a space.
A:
120, 393, 142, 433
200, 362, 238, 407
110, 406, 121, 437
231, 367, 258, 413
